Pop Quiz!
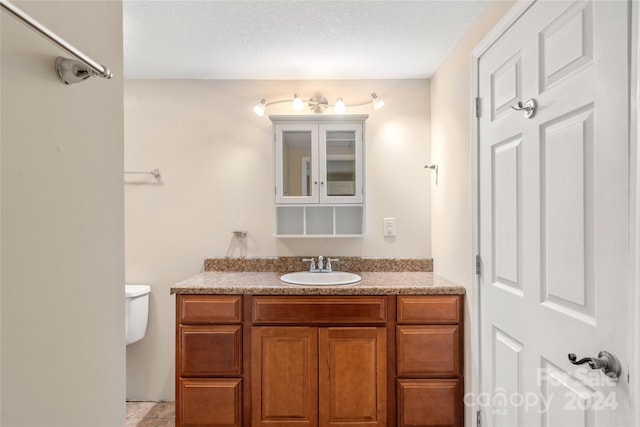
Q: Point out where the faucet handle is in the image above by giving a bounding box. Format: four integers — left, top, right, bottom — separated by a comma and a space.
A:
302, 258, 316, 271
326, 258, 340, 272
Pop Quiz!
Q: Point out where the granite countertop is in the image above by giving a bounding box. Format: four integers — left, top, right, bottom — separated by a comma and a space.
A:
170, 271, 465, 296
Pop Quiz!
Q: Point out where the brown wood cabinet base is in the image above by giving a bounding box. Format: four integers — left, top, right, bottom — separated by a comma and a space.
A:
176, 294, 463, 427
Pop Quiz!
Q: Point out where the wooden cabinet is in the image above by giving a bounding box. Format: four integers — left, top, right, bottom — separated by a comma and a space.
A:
396, 296, 463, 427
251, 296, 387, 427
176, 296, 243, 427
250, 326, 386, 427
175, 294, 462, 427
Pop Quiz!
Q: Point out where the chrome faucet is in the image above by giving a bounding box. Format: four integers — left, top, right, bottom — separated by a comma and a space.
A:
302, 256, 340, 273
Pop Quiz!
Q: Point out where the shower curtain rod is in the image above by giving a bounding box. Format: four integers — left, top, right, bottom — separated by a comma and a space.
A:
0, 0, 112, 83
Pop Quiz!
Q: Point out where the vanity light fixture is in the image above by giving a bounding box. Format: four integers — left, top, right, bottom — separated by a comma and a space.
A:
371, 92, 385, 110
309, 94, 328, 114
292, 93, 304, 111
252, 92, 385, 116
253, 98, 267, 117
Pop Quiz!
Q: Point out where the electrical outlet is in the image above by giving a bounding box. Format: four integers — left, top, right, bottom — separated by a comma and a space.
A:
383, 218, 396, 237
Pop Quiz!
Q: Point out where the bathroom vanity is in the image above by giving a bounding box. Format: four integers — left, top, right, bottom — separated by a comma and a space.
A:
172, 272, 464, 427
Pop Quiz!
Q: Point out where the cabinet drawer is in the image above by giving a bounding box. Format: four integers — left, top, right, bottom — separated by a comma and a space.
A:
253, 296, 387, 324
178, 378, 242, 427
397, 325, 460, 377
397, 379, 462, 427
179, 325, 242, 376
179, 295, 242, 324
397, 296, 461, 324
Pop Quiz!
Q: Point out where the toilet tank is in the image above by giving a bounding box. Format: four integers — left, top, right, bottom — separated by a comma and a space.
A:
125, 284, 151, 345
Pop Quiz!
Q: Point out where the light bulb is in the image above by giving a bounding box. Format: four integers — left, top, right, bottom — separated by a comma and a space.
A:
371, 92, 385, 110
293, 93, 304, 111
253, 98, 267, 117
334, 97, 346, 114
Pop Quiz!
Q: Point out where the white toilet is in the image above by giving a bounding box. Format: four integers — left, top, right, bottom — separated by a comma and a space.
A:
125, 284, 151, 345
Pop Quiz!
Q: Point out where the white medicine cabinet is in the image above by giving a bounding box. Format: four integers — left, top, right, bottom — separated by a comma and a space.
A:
271, 115, 367, 237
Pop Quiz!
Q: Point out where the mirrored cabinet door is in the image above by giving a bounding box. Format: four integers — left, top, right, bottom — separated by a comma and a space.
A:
275, 123, 319, 204
319, 124, 363, 204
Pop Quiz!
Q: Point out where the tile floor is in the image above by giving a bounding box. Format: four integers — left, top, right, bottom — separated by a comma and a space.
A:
126, 401, 175, 427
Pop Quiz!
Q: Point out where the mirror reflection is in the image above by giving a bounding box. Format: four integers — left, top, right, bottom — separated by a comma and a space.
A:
325, 130, 356, 197
282, 130, 312, 197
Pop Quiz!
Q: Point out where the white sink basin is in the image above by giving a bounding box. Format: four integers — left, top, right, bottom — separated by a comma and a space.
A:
280, 271, 362, 286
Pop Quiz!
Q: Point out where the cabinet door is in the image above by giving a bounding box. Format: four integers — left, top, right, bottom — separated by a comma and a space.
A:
275, 123, 319, 204
319, 327, 386, 427
252, 327, 319, 427
319, 123, 363, 204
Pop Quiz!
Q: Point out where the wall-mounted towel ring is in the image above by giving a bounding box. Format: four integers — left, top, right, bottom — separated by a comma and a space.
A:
424, 163, 438, 185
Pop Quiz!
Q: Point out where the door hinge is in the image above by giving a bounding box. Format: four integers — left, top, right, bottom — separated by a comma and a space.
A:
475, 97, 481, 118
475, 255, 481, 275
477, 410, 482, 427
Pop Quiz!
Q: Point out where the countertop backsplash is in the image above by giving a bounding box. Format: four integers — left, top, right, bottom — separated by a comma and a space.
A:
204, 257, 433, 273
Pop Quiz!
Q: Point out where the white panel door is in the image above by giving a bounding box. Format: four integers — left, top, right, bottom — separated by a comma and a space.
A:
478, 1, 631, 426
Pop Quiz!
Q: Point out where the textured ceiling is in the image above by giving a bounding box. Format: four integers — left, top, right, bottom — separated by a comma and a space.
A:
123, 0, 490, 80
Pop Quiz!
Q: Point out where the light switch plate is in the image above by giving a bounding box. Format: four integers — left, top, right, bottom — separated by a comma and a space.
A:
383, 218, 396, 237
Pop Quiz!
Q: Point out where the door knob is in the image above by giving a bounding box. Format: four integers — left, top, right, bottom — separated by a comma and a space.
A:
568, 350, 621, 380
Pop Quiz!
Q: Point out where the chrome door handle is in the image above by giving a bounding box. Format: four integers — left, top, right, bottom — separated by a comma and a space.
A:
511, 98, 537, 119
568, 350, 621, 380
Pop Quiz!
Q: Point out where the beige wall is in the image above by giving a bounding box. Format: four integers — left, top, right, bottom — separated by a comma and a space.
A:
1, 1, 125, 425
124, 79, 431, 400
430, 1, 515, 426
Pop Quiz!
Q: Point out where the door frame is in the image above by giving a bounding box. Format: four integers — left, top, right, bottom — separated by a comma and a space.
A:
469, 0, 639, 425
631, 1, 640, 424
